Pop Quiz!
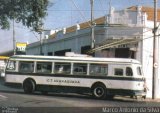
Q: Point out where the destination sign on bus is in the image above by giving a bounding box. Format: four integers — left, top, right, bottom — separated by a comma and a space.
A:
47, 79, 80, 84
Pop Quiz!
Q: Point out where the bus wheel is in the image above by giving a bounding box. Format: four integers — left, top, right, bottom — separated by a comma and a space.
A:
92, 84, 106, 99
23, 79, 35, 94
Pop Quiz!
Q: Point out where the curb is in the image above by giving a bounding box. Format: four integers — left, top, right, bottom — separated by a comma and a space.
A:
114, 96, 160, 103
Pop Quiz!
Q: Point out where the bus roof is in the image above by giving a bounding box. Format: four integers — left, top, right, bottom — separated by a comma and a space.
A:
9, 55, 141, 64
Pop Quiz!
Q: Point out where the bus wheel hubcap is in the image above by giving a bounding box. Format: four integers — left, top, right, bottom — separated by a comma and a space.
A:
94, 87, 104, 97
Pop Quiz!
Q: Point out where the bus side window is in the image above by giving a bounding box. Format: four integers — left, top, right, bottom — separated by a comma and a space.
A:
73, 63, 87, 75
90, 64, 108, 76
19, 61, 34, 73
126, 67, 133, 76
114, 68, 123, 76
54, 63, 71, 74
137, 67, 142, 76
37, 62, 52, 73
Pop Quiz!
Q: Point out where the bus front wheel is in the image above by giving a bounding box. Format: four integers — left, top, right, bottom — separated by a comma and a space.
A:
23, 79, 35, 94
92, 84, 106, 99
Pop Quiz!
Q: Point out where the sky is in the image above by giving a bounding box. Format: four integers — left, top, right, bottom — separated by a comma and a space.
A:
0, 0, 159, 53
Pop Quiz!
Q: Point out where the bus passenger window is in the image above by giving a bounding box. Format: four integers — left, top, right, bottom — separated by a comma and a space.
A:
137, 67, 142, 76
37, 62, 52, 73
114, 68, 123, 76
55, 63, 71, 74
6, 60, 16, 71
90, 64, 108, 76
126, 67, 133, 76
19, 61, 34, 73
73, 63, 87, 75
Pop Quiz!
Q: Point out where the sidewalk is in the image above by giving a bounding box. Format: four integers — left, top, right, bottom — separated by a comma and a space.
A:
114, 96, 160, 103
144, 98, 160, 102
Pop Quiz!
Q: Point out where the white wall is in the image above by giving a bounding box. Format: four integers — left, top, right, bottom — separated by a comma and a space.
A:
141, 28, 153, 97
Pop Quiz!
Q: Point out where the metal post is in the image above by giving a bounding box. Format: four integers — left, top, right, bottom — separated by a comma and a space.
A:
90, 0, 95, 48
13, 18, 16, 55
152, 0, 159, 99
39, 31, 43, 55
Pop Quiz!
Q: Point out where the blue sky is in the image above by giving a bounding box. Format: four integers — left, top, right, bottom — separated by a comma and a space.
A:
44, 0, 157, 29
0, 0, 159, 53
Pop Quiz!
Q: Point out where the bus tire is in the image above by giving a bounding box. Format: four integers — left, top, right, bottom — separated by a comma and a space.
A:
92, 84, 106, 99
23, 79, 35, 94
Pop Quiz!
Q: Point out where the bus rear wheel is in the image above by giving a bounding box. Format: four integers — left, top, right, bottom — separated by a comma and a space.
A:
23, 79, 35, 94
92, 84, 106, 99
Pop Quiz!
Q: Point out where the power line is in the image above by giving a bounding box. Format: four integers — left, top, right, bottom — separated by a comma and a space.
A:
98, 0, 106, 15
87, 35, 155, 54
31, 31, 40, 41
70, 0, 91, 27
47, 9, 109, 11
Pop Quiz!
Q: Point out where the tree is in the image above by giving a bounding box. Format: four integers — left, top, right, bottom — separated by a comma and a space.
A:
0, 0, 49, 30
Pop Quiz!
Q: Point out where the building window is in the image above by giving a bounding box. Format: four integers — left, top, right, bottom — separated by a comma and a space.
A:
48, 52, 53, 56
81, 45, 95, 56
54, 49, 71, 56
115, 48, 130, 58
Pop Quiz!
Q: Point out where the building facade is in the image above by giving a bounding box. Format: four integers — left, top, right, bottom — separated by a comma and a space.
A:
26, 6, 160, 98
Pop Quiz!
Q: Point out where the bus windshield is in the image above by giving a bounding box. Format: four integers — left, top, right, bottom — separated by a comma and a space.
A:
6, 60, 16, 71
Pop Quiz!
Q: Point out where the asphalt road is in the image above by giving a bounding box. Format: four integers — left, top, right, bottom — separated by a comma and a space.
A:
0, 78, 160, 113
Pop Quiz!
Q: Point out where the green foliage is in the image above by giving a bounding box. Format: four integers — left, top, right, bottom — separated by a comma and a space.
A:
0, 0, 48, 30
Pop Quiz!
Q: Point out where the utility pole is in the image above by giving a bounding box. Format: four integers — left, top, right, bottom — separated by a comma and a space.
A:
13, 18, 16, 55
39, 30, 43, 55
35, 20, 43, 55
152, 0, 159, 99
90, 0, 95, 49
39, 0, 43, 55
12, 0, 16, 55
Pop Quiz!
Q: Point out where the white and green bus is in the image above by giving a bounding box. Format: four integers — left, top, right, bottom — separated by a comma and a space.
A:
5, 55, 146, 99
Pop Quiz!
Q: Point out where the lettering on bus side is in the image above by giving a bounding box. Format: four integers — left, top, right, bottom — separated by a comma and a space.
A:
46, 79, 80, 84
